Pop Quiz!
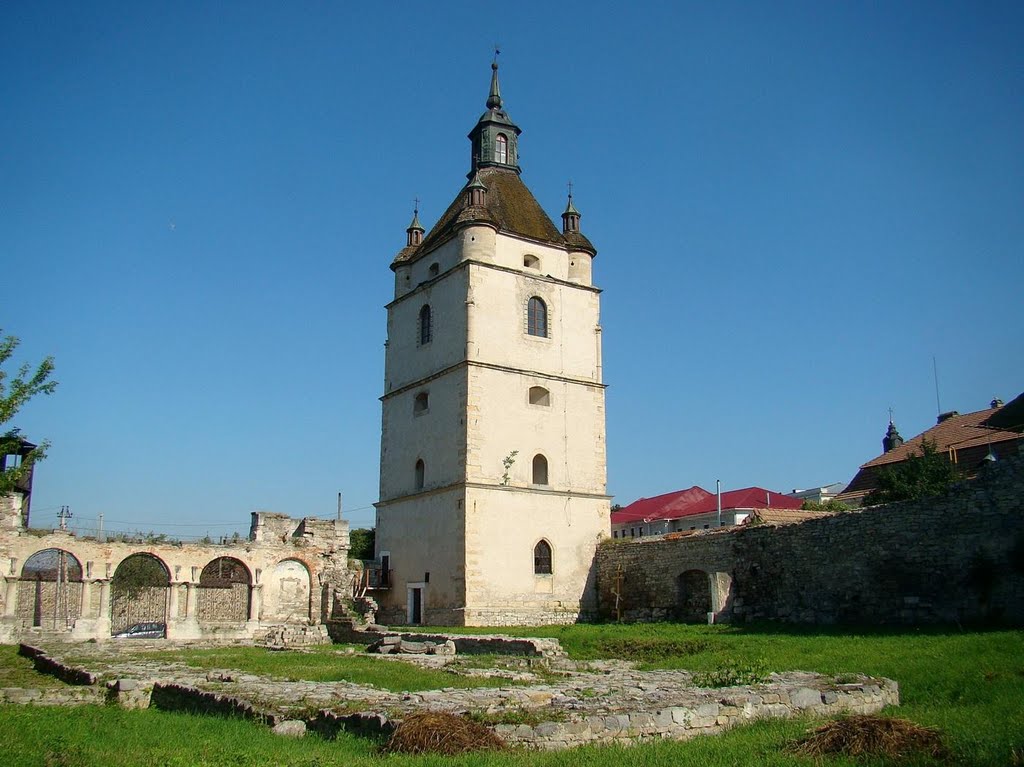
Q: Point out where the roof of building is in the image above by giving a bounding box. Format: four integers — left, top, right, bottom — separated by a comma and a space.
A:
743, 508, 834, 526
612, 486, 712, 524
838, 396, 1023, 500
392, 167, 569, 267
611, 485, 803, 526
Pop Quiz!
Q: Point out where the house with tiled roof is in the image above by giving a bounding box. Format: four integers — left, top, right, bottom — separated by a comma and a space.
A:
837, 393, 1024, 507
611, 485, 804, 539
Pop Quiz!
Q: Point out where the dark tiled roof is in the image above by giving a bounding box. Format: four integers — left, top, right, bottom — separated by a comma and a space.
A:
392, 168, 569, 268
564, 230, 596, 255
986, 391, 1024, 432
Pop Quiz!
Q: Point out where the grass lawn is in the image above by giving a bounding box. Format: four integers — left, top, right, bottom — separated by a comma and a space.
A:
2, 623, 1022, 766
127, 645, 516, 691
0, 645, 70, 688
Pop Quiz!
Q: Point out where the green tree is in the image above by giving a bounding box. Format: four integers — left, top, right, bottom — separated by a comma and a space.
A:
864, 439, 962, 506
1, 332, 57, 494
349, 528, 376, 560
800, 499, 850, 511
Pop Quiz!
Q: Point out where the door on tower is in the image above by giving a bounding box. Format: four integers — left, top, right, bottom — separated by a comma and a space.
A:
407, 584, 424, 625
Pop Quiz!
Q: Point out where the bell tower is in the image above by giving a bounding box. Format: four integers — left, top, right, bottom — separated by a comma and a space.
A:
374, 61, 610, 626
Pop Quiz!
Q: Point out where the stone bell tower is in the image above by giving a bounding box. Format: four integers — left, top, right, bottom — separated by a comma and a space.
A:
374, 60, 610, 626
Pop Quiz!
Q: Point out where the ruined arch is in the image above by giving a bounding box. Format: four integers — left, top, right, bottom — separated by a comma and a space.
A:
198, 556, 251, 623
677, 569, 712, 622
261, 558, 311, 623
19, 548, 84, 629
110, 552, 170, 634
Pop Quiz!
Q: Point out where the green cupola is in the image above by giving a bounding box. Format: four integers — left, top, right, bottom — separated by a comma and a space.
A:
468, 60, 521, 177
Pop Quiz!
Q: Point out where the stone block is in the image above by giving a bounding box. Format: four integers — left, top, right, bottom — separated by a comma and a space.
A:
272, 720, 307, 738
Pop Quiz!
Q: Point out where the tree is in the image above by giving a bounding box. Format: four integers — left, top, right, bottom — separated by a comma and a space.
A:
1, 331, 57, 494
348, 528, 376, 561
864, 439, 962, 506
800, 499, 850, 512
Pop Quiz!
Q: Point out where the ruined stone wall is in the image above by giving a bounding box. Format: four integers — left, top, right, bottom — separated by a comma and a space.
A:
596, 453, 1024, 625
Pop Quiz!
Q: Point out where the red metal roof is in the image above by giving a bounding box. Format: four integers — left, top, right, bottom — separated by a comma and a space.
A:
611, 485, 802, 525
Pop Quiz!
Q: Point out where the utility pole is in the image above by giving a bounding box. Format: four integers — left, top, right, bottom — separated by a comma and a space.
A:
337, 492, 343, 521
57, 505, 72, 531
97, 512, 105, 543
716, 480, 722, 528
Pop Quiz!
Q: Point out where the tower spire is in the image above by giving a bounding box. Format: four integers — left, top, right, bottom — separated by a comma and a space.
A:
468, 54, 521, 176
562, 181, 581, 233
406, 199, 424, 247
487, 47, 502, 110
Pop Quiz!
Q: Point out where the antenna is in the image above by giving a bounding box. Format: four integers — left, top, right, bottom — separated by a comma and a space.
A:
932, 356, 942, 416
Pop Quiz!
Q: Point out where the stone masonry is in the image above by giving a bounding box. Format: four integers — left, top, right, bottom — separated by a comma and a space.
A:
596, 451, 1024, 625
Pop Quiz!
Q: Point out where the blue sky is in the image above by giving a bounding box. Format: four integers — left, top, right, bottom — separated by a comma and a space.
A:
3, 1, 1022, 537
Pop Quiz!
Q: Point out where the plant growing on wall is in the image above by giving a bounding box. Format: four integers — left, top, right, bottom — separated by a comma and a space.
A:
500, 450, 518, 486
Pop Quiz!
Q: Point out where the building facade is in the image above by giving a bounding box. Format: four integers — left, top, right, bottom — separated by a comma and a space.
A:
374, 62, 610, 626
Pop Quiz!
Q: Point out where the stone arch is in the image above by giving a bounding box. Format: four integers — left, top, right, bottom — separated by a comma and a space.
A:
677, 569, 712, 622
261, 558, 312, 623
19, 548, 84, 629
197, 556, 252, 623
110, 552, 170, 634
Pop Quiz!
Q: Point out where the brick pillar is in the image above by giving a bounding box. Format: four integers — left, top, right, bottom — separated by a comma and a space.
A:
185, 582, 198, 618
3, 576, 18, 617
78, 579, 94, 619
248, 584, 263, 622
98, 580, 112, 621
167, 582, 180, 620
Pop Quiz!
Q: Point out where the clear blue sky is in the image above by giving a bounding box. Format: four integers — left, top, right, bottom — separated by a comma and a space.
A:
3, 2, 1022, 537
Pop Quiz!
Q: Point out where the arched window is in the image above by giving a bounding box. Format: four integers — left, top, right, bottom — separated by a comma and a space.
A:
523, 254, 539, 269
528, 386, 550, 406
495, 134, 508, 164
534, 540, 552, 574
415, 459, 425, 490
428, 262, 439, 278
527, 297, 547, 338
419, 304, 432, 345
413, 392, 429, 415
532, 454, 548, 486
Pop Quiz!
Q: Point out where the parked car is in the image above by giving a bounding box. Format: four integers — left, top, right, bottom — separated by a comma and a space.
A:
114, 621, 166, 639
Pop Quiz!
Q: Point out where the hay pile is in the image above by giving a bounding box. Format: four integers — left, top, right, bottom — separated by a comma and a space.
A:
381, 712, 507, 756
790, 714, 947, 761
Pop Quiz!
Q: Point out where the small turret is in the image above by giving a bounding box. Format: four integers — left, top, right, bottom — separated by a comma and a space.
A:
882, 420, 904, 453
406, 205, 424, 247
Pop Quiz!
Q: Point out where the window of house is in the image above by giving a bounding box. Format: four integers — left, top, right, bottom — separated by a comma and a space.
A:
415, 459, 425, 490
413, 392, 429, 415
613, 530, 619, 539
523, 254, 539, 269
532, 454, 548, 486
428, 262, 439, 278
419, 304, 432, 345
527, 296, 547, 337
528, 386, 550, 406
534, 540, 552, 574
495, 134, 508, 164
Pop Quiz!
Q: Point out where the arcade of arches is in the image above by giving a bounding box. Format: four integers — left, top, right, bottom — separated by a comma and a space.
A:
0, 511, 349, 642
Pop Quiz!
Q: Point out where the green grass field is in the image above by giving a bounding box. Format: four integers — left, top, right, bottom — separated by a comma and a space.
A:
1, 623, 1022, 766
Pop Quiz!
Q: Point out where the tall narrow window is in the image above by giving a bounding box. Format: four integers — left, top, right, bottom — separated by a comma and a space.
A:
527, 297, 547, 338
414, 459, 425, 490
495, 134, 508, 164
419, 304, 432, 345
532, 454, 548, 486
534, 540, 552, 574
528, 386, 550, 406
413, 392, 429, 415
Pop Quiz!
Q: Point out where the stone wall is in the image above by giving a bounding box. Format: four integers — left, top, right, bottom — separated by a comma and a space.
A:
596, 453, 1024, 625
0, 510, 350, 642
